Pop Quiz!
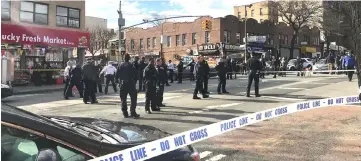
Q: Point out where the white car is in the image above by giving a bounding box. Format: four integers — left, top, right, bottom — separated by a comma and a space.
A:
1, 83, 13, 99
287, 58, 313, 71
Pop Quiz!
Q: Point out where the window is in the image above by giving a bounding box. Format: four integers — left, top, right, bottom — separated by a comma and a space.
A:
285, 35, 288, 45
167, 36, 171, 47
279, 34, 285, 44
205, 31, 210, 43
267, 34, 274, 45
192, 33, 196, 45
182, 34, 187, 46
56, 6, 80, 28
140, 39, 143, 49
131, 39, 135, 50
176, 35, 180, 46
1, 125, 91, 161
236, 32, 241, 44
20, 1, 48, 24
223, 31, 230, 43
251, 10, 254, 17
237, 12, 241, 19
147, 38, 150, 48
1, 1, 10, 20
260, 8, 263, 16
152, 37, 156, 48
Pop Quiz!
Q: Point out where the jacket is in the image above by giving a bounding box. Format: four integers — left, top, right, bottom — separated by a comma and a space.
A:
82, 62, 97, 81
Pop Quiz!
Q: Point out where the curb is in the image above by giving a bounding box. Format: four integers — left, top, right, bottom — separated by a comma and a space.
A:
13, 88, 64, 95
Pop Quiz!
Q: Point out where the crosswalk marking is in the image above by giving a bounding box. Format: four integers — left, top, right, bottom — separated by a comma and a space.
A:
199, 151, 212, 158
205, 154, 227, 161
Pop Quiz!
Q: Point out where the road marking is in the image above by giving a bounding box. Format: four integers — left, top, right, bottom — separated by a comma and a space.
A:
277, 87, 307, 90
261, 96, 306, 101
206, 154, 227, 161
189, 103, 243, 114
199, 151, 213, 159
9, 93, 45, 98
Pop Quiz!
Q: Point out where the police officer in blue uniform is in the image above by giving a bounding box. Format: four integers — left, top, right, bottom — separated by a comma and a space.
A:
215, 57, 229, 94
246, 52, 262, 97
143, 58, 160, 113
193, 56, 209, 99
116, 54, 139, 118
156, 58, 167, 107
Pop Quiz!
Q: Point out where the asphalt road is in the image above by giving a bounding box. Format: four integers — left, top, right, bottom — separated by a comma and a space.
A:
2, 74, 355, 161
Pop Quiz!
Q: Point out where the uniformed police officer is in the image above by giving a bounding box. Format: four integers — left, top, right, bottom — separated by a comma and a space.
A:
100, 61, 117, 94
193, 56, 209, 99
139, 57, 147, 91
156, 58, 167, 107
246, 52, 262, 97
116, 54, 139, 118
82, 58, 98, 104
143, 58, 160, 113
202, 57, 210, 94
215, 57, 229, 94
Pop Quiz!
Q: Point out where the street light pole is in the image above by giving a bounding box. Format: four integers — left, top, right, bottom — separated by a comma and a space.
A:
117, 0, 125, 61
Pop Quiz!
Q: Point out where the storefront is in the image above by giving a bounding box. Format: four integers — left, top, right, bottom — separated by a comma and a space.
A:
300, 46, 317, 58
1, 23, 90, 85
196, 43, 222, 67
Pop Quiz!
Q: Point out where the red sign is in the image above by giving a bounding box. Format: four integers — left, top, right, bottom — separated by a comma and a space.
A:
1, 23, 90, 48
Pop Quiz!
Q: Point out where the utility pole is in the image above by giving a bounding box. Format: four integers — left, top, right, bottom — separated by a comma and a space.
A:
117, 0, 125, 61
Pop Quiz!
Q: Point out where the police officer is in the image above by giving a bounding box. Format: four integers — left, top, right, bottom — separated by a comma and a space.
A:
193, 56, 209, 99
177, 59, 184, 83
246, 52, 262, 97
95, 63, 103, 93
63, 60, 73, 99
143, 58, 159, 113
202, 57, 210, 94
133, 56, 140, 91
156, 58, 167, 107
116, 54, 139, 118
139, 57, 147, 91
66, 63, 83, 99
100, 61, 117, 94
82, 58, 98, 104
215, 57, 229, 94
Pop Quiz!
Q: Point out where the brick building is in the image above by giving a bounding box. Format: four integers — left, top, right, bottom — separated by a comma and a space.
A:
233, 1, 279, 23
124, 15, 320, 63
1, 1, 89, 85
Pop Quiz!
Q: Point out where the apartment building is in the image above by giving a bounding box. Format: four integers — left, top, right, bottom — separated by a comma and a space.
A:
1, 1, 89, 85
124, 15, 320, 63
85, 16, 107, 29
233, 1, 278, 23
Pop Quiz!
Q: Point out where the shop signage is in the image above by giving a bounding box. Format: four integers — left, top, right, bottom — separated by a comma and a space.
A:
1, 24, 90, 48
198, 44, 220, 51
223, 44, 241, 51
247, 36, 266, 43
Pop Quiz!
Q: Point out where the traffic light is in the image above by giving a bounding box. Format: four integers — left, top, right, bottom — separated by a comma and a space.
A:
202, 20, 212, 30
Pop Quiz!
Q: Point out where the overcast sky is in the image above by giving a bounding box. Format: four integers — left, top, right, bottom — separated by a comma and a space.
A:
85, 0, 262, 29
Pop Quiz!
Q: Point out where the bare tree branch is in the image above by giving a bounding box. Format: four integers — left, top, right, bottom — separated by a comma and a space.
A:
86, 26, 115, 58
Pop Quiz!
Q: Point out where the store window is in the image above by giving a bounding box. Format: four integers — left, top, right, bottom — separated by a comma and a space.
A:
152, 37, 156, 48
1, 0, 10, 20
192, 33, 196, 45
20, 1, 48, 24
205, 31, 210, 44
56, 6, 80, 28
176, 35, 180, 46
167, 36, 171, 47
182, 34, 187, 46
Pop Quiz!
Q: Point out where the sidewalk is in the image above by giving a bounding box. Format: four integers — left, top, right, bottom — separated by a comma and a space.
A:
13, 84, 64, 95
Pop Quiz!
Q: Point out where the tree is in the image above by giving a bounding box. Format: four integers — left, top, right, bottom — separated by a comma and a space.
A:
318, 10, 344, 55
86, 26, 115, 58
324, 2, 361, 86
268, 1, 323, 58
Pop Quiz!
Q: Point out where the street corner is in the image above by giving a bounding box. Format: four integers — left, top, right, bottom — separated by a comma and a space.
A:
207, 105, 361, 161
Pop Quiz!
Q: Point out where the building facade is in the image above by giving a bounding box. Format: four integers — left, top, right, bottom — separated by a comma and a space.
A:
233, 1, 279, 23
124, 15, 320, 64
85, 16, 107, 29
1, 1, 89, 85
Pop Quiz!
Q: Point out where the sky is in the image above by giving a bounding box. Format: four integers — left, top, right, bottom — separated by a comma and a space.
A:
85, 0, 263, 29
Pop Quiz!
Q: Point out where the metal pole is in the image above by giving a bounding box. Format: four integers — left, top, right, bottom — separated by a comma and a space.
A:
160, 19, 164, 58
244, 5, 248, 63
117, 0, 125, 61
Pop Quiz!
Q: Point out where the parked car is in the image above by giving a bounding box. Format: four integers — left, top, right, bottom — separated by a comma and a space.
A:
1, 104, 200, 161
287, 58, 313, 71
1, 83, 13, 99
313, 59, 332, 74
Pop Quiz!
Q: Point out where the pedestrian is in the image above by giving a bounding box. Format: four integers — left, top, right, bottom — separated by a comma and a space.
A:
177, 59, 184, 84
193, 56, 209, 99
215, 57, 228, 94
65, 63, 83, 99
132, 56, 140, 91
116, 54, 139, 118
232, 59, 238, 79
202, 57, 210, 94
226, 58, 233, 79
161, 58, 171, 86
187, 59, 195, 81
246, 52, 262, 97
138, 57, 147, 92
156, 58, 167, 107
167, 60, 175, 83
94, 62, 103, 93
143, 58, 160, 114
342, 52, 355, 81
63, 60, 73, 99
260, 55, 266, 79
82, 58, 98, 104
100, 61, 117, 94
296, 56, 303, 76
